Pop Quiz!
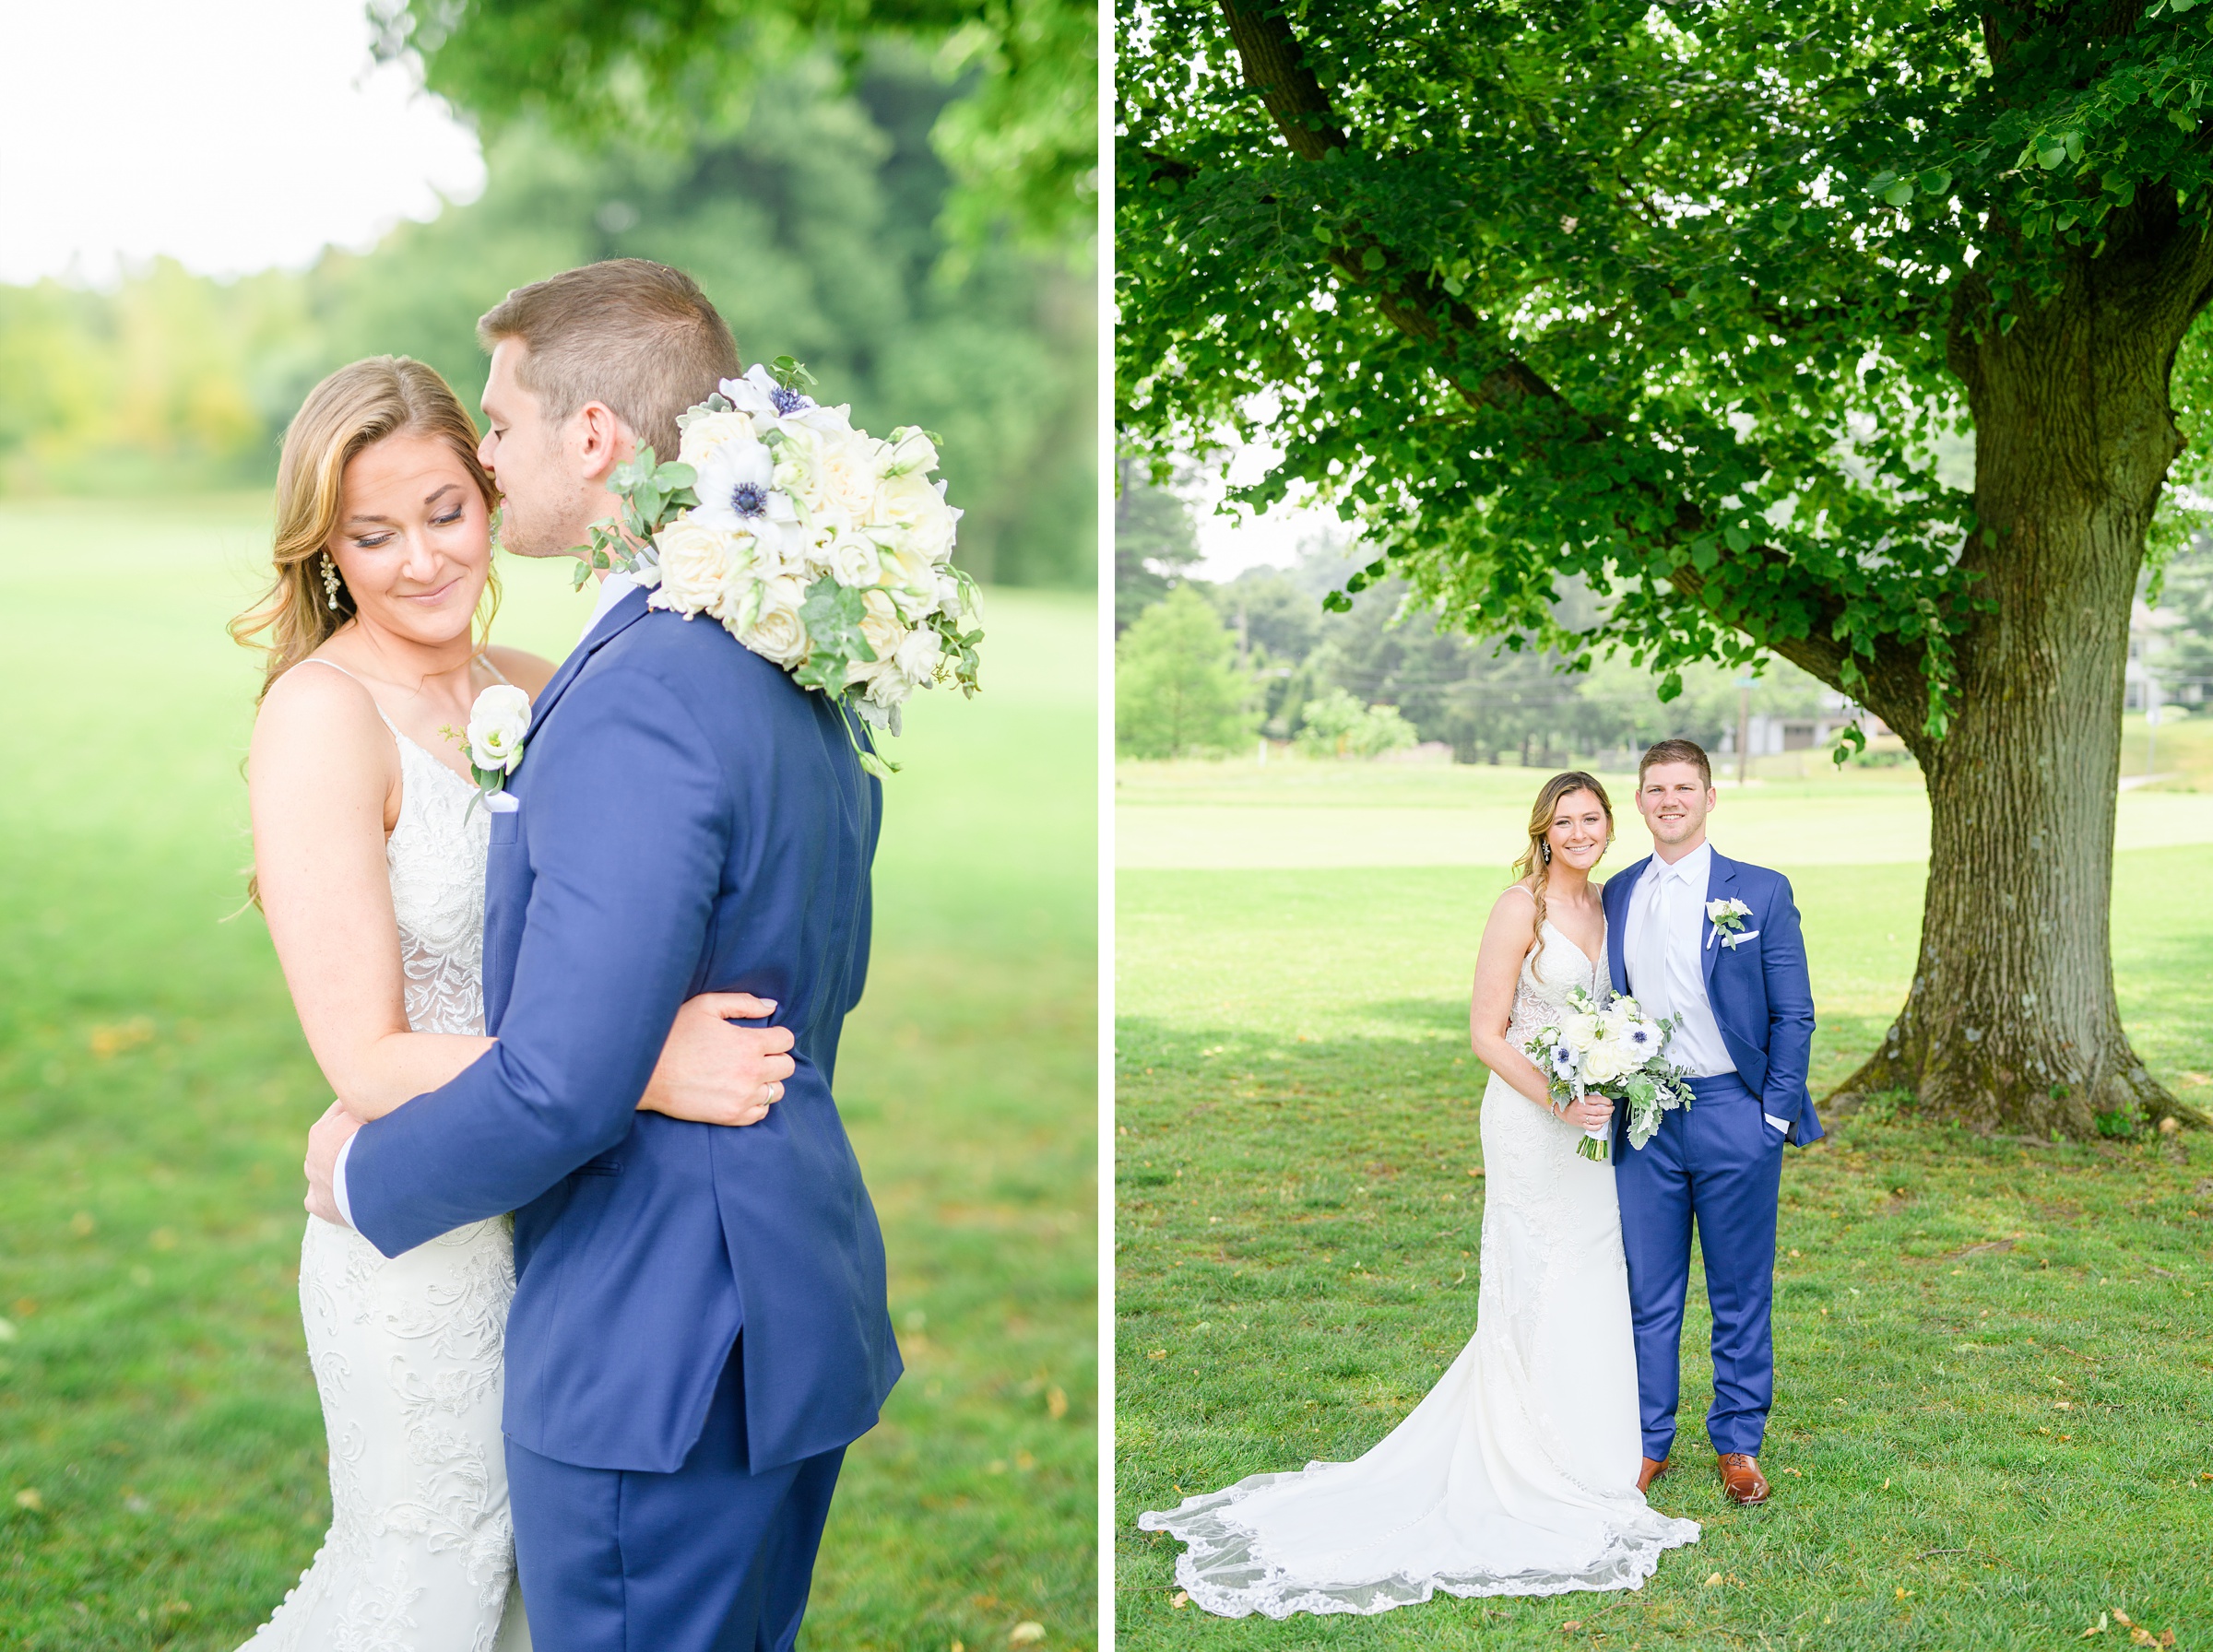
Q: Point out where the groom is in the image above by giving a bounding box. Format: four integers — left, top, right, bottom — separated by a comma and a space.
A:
1604, 738, 1819, 1508
302, 259, 900, 1649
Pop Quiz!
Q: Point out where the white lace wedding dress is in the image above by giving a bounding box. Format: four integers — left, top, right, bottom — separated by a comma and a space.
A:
241, 666, 530, 1652
1140, 921, 1699, 1618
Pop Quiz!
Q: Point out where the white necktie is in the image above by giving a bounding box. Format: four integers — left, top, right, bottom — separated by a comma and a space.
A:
1636, 867, 1674, 1024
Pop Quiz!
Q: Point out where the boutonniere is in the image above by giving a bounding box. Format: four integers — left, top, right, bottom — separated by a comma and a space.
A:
1706, 897, 1757, 950
442, 683, 531, 816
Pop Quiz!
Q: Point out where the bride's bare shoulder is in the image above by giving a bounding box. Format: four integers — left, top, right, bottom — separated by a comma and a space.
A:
1477, 882, 1541, 955
249, 656, 394, 785
1488, 882, 1538, 921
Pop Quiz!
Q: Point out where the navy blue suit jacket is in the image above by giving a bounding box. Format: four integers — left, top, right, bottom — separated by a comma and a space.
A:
345, 585, 901, 1473
1602, 847, 1823, 1144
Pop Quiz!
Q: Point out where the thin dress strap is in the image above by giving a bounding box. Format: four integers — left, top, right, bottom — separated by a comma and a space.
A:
477, 653, 513, 687
290, 655, 401, 735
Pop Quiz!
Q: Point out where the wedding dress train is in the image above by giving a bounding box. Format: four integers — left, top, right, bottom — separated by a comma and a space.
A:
1140, 921, 1699, 1618
241, 664, 528, 1652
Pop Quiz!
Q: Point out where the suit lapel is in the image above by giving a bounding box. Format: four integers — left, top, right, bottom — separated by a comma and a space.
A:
1702, 848, 1738, 985
526, 584, 654, 739
1604, 856, 1649, 995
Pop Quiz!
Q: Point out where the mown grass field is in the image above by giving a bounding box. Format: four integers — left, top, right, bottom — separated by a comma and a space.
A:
0, 496, 1096, 1651
1116, 761, 2213, 1650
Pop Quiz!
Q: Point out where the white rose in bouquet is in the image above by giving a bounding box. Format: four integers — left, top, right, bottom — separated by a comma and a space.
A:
880, 542, 941, 621
892, 624, 942, 686
656, 517, 742, 614
817, 433, 882, 521
465, 684, 532, 774
1583, 1044, 1625, 1087
828, 532, 883, 590
861, 659, 909, 710
858, 587, 905, 667
740, 576, 811, 667
935, 567, 967, 619
1565, 1012, 1603, 1052
677, 409, 757, 468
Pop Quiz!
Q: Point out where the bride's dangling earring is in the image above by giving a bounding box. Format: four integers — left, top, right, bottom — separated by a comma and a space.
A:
1542, 841, 1553, 865
320, 551, 343, 611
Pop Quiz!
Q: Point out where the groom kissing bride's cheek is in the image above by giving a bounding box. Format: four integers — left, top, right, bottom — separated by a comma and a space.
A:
1142, 738, 1817, 1621
244, 260, 903, 1652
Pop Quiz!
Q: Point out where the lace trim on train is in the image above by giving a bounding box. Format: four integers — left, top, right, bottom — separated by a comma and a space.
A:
1139, 1471, 1701, 1621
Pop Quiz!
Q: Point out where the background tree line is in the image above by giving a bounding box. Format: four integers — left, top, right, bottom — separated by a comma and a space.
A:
0, 53, 1093, 587
1117, 461, 1840, 762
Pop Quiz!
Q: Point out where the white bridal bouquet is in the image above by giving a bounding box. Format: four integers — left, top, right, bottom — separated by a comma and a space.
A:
571, 357, 981, 777
1521, 988, 1695, 1162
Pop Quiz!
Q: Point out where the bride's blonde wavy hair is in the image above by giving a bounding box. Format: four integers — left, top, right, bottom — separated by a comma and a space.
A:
229, 356, 500, 704
1509, 771, 1614, 981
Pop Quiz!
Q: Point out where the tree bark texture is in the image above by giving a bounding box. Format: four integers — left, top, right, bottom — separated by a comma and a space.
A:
1835, 218, 2213, 1134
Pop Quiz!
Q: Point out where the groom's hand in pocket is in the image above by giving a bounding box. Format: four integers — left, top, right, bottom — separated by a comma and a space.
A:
640, 993, 797, 1127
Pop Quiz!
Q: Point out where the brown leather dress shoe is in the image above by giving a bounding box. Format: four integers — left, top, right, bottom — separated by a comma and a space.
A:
1717, 1452, 1770, 1504
1637, 1456, 1670, 1493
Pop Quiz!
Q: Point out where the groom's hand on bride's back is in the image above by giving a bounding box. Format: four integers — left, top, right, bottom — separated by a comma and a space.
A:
640, 993, 797, 1127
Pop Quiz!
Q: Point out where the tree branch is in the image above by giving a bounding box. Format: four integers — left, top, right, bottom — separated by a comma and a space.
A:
1213, 0, 1923, 704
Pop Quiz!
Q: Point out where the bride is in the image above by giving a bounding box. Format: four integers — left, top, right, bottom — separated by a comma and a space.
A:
230, 357, 792, 1650
1141, 771, 1701, 1618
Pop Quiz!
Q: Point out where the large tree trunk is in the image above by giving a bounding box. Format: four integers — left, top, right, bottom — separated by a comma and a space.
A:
1832, 230, 2213, 1135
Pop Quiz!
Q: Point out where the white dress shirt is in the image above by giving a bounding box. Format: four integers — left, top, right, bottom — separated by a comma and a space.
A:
329, 569, 640, 1231
1623, 842, 1790, 1135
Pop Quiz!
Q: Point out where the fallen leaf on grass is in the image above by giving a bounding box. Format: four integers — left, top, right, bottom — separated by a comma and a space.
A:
1559, 1622, 1581, 1633
2083, 1613, 2109, 1637
1170, 1592, 1189, 1610
1704, 1573, 1724, 1587
1009, 1623, 1045, 1646
12, 1489, 42, 1511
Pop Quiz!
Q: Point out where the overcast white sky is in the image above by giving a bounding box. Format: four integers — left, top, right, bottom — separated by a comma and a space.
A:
1185, 439, 1350, 581
0, 0, 484, 284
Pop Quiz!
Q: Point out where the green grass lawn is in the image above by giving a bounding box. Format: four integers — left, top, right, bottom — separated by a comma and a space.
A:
0, 496, 1096, 1651
1115, 764, 2213, 1649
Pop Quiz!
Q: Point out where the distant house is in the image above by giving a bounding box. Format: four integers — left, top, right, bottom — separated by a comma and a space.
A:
2125, 597, 2189, 712
1718, 697, 1891, 758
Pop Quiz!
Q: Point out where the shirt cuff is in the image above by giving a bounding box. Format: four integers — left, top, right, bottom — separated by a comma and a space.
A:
1763, 1113, 1791, 1135
332, 1132, 357, 1230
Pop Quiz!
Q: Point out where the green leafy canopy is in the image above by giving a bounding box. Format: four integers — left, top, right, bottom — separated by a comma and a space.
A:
374, 0, 1097, 246
1117, 0, 2213, 739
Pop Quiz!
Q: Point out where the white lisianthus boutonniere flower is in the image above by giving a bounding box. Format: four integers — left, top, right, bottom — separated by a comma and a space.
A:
1706, 896, 1757, 950
567, 357, 981, 779
445, 682, 531, 815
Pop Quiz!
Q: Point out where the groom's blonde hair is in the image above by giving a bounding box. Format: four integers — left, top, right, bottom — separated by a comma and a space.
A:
478, 259, 740, 462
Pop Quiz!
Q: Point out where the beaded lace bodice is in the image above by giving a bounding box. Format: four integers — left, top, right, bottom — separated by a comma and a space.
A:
385, 727, 491, 1038
1506, 921, 1610, 1046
